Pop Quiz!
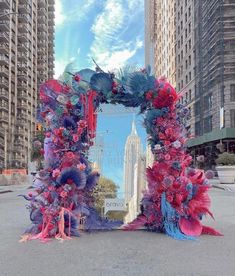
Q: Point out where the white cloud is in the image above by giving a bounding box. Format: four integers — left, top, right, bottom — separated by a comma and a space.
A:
55, 0, 96, 27
89, 0, 144, 71
55, 0, 66, 26
54, 57, 75, 78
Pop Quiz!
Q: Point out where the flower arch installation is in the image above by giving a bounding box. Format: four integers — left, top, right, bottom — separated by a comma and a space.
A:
21, 66, 222, 242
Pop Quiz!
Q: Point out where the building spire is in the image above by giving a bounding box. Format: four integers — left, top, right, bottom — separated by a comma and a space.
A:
131, 117, 137, 136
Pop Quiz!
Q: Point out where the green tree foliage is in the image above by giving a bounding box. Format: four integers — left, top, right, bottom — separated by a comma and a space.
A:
92, 176, 126, 221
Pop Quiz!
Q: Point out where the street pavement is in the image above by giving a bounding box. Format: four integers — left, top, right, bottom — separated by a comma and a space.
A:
0, 185, 235, 276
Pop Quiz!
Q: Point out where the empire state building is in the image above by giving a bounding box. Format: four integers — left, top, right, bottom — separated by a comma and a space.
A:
124, 120, 142, 203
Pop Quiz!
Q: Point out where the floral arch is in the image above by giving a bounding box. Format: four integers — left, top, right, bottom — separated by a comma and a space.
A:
21, 66, 221, 242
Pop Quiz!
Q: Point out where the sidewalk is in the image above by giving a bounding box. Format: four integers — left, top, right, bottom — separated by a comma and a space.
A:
0, 183, 30, 194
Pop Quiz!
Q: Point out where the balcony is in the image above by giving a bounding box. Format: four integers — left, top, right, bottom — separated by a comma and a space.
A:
38, 0, 45, 8
0, 89, 8, 100
17, 101, 28, 110
48, 19, 54, 26
0, 0, 10, 9
0, 66, 8, 77
18, 23, 29, 33
0, 21, 10, 32
18, 34, 28, 43
0, 32, 9, 43
48, 4, 55, 11
38, 31, 46, 38
18, 43, 28, 52
18, 14, 29, 23
18, 4, 31, 14
48, 11, 55, 18
0, 114, 8, 123
0, 54, 8, 65
18, 52, 27, 62
0, 43, 8, 55
17, 82, 27, 90
38, 8, 46, 15
17, 91, 28, 100
38, 22, 46, 31
0, 78, 8, 88
17, 74, 28, 82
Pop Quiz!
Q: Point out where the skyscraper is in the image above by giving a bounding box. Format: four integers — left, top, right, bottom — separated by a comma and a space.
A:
123, 120, 142, 203
0, 0, 55, 170
145, 0, 176, 86
145, 0, 235, 167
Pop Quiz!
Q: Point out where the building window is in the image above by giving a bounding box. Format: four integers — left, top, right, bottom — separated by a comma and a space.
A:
189, 39, 192, 50
188, 6, 191, 17
189, 89, 192, 101
185, 43, 188, 53
181, 80, 183, 88
181, 50, 183, 59
204, 94, 212, 110
178, 54, 180, 63
230, 84, 235, 101
186, 59, 188, 69
204, 116, 213, 133
189, 71, 191, 81
186, 92, 188, 102
185, 13, 187, 22
230, 110, 235, 128
195, 121, 201, 136
186, 75, 188, 84
189, 22, 191, 33
194, 101, 200, 116
181, 35, 183, 45
181, 20, 183, 30
189, 55, 191, 65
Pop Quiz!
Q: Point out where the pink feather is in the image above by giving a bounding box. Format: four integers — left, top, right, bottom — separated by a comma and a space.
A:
201, 225, 223, 236
122, 215, 147, 231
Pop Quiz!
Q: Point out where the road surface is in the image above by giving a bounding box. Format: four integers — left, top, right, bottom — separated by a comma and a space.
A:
0, 186, 235, 276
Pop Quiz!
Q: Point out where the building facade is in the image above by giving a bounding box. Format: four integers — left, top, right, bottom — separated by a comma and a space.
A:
0, 0, 55, 170
123, 120, 142, 203
145, 0, 176, 86
145, 0, 235, 169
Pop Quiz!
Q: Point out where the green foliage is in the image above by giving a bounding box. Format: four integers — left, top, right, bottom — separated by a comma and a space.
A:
93, 176, 118, 215
216, 152, 235, 166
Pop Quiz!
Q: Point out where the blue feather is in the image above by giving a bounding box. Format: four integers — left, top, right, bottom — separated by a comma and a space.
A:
90, 73, 113, 95
58, 167, 87, 188
161, 193, 196, 240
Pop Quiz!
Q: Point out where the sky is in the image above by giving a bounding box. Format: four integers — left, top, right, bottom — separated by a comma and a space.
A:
54, 0, 146, 196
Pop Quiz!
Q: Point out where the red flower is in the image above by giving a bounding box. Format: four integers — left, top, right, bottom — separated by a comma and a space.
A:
66, 101, 73, 109
74, 74, 81, 82
145, 90, 154, 100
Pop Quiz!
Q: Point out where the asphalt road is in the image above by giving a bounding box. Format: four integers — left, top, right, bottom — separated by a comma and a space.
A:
0, 187, 235, 276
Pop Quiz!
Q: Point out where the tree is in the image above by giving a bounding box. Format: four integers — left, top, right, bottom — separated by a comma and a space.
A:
92, 176, 126, 221
92, 176, 117, 215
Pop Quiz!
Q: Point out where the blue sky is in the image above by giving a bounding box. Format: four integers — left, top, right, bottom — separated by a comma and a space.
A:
54, 0, 146, 196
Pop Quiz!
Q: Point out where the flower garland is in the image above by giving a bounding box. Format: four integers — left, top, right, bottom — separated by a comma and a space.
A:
21, 66, 221, 242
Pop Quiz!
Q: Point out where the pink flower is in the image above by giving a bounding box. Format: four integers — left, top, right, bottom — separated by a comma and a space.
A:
164, 154, 171, 161
60, 191, 68, 198
77, 163, 86, 171
77, 120, 87, 129
52, 169, 60, 178
66, 151, 75, 159
73, 134, 79, 142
